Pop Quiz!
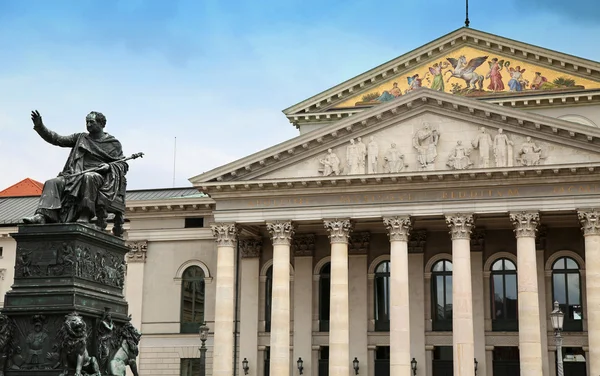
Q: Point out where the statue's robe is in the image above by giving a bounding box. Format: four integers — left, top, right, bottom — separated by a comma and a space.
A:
34, 125, 127, 223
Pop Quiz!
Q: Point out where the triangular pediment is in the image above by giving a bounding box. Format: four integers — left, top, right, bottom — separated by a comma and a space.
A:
190, 90, 600, 188
283, 28, 600, 120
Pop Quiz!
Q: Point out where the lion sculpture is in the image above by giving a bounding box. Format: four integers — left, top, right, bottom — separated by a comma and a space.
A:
108, 320, 141, 376
56, 312, 100, 376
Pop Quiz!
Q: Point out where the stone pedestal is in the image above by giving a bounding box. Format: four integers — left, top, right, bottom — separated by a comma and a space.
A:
2, 223, 133, 376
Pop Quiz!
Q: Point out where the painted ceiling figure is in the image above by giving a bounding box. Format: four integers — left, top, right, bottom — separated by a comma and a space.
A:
507, 66, 527, 92
486, 58, 505, 91
429, 62, 449, 91
445, 55, 487, 91
376, 82, 402, 102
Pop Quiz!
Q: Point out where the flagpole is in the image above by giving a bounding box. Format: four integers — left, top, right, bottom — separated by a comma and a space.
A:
465, 0, 470, 27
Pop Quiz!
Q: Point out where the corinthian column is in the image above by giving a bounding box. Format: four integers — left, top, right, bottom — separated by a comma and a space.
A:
578, 209, 600, 376
267, 221, 295, 376
324, 219, 353, 376
445, 214, 475, 376
210, 223, 238, 376
510, 211, 543, 376
383, 216, 412, 376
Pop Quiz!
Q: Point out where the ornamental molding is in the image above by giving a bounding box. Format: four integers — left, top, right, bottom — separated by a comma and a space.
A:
266, 221, 295, 246
239, 238, 262, 258
383, 216, 412, 242
578, 209, 600, 236
409, 230, 427, 253
509, 211, 540, 238
292, 234, 316, 257
349, 232, 370, 255
210, 223, 239, 247
470, 228, 485, 252
536, 225, 547, 250
323, 219, 353, 244
445, 213, 474, 240
125, 240, 148, 263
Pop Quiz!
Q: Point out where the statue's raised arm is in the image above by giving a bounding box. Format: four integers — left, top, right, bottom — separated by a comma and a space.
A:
30, 110, 79, 148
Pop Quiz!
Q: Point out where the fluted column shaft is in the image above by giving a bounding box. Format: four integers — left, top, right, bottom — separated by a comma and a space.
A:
384, 216, 412, 376
510, 211, 543, 376
210, 223, 238, 376
578, 210, 600, 376
267, 221, 295, 376
446, 214, 475, 376
324, 219, 353, 376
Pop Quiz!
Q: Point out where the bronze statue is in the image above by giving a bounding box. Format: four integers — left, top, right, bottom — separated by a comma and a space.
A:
23, 110, 141, 229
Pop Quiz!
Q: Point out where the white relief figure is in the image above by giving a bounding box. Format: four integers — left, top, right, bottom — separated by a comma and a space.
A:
446, 141, 473, 170
413, 123, 439, 170
356, 137, 367, 174
384, 143, 407, 173
367, 136, 379, 174
319, 149, 340, 176
346, 139, 361, 174
471, 127, 493, 168
493, 128, 514, 167
516, 137, 543, 166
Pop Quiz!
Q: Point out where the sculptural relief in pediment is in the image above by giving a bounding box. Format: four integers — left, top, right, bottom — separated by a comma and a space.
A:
260, 113, 600, 180
334, 46, 600, 109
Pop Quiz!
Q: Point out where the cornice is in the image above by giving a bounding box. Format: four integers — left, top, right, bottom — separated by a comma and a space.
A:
125, 197, 215, 218
191, 89, 600, 185
125, 228, 214, 242
283, 28, 600, 116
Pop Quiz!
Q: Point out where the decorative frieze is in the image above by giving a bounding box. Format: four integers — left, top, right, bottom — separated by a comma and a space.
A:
266, 221, 295, 246
349, 232, 370, 255
383, 216, 412, 242
126, 240, 148, 263
211, 223, 238, 247
578, 209, 600, 236
323, 219, 353, 244
445, 214, 474, 240
292, 234, 316, 257
239, 238, 262, 258
470, 229, 485, 252
408, 230, 427, 253
509, 211, 539, 238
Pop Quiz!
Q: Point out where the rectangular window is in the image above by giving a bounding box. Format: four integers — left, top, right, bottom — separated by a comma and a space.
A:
264, 347, 270, 376
319, 347, 329, 376
184, 217, 204, 228
0, 247, 3, 257
181, 358, 201, 376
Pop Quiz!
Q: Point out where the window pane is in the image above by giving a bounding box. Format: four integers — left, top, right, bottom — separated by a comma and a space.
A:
553, 258, 566, 270
181, 358, 201, 376
435, 275, 445, 320
376, 261, 390, 273
492, 275, 504, 319
505, 275, 518, 319
181, 266, 205, 330
566, 258, 578, 270
375, 275, 390, 321
321, 263, 331, 274
492, 260, 503, 271
567, 273, 581, 305
432, 261, 444, 272
320, 277, 330, 320
571, 305, 583, 320
553, 274, 567, 304
445, 276, 453, 319
445, 261, 453, 272
504, 259, 516, 270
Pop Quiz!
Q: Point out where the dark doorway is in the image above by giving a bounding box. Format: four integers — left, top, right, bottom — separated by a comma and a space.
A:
319, 347, 329, 376
563, 347, 587, 376
374, 346, 390, 376
493, 347, 520, 376
432, 346, 453, 376
263, 347, 270, 376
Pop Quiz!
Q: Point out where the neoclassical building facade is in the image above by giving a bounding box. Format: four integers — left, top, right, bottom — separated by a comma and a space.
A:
1, 27, 600, 376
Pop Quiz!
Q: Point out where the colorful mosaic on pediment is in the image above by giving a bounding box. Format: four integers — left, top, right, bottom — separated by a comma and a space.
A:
335, 46, 600, 108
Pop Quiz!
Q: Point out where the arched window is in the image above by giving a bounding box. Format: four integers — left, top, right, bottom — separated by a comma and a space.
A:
432, 260, 452, 331
552, 257, 583, 331
490, 258, 518, 331
180, 266, 205, 333
374, 261, 391, 331
265, 266, 273, 332
319, 263, 331, 332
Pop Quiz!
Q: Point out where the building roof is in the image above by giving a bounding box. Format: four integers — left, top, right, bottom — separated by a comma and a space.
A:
0, 187, 206, 225
0, 178, 44, 197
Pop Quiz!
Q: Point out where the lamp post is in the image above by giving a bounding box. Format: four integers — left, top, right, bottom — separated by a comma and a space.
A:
352, 357, 360, 375
550, 300, 565, 376
198, 322, 209, 376
297, 357, 304, 375
474, 358, 478, 376
242, 358, 249, 375
411, 358, 417, 376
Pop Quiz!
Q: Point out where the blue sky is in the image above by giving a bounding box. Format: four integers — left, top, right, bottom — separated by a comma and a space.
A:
0, 0, 599, 190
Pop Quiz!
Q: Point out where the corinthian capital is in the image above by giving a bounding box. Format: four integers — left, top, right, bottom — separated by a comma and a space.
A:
266, 221, 295, 246
239, 238, 262, 258
324, 219, 353, 244
578, 209, 600, 236
126, 241, 148, 263
383, 216, 412, 242
211, 223, 238, 247
445, 214, 474, 240
509, 211, 539, 238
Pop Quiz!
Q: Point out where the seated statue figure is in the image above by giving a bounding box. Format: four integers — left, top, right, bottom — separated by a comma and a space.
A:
23, 110, 128, 226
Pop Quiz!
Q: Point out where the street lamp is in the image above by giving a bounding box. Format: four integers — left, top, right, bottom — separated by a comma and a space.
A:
550, 300, 565, 376
352, 357, 360, 375
411, 358, 417, 376
297, 357, 304, 375
198, 322, 209, 376
242, 358, 249, 375
474, 358, 478, 376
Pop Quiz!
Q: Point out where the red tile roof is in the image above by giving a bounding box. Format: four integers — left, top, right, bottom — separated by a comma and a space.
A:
0, 178, 43, 197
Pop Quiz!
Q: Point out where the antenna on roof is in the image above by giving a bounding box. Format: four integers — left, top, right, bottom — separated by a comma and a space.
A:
172, 137, 177, 188
465, 0, 470, 27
